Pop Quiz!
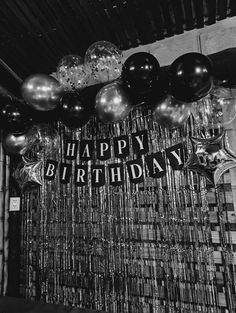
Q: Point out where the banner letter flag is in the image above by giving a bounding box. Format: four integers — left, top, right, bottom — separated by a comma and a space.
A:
75, 165, 88, 186
64, 140, 79, 160
79, 140, 94, 161
126, 159, 144, 183
60, 163, 72, 184
96, 139, 111, 161
165, 143, 186, 170
145, 152, 166, 178
91, 165, 106, 187
114, 135, 130, 159
108, 163, 124, 186
132, 130, 149, 155
44, 160, 58, 180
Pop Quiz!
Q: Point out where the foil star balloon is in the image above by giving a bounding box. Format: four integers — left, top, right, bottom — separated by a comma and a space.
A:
185, 130, 236, 184
13, 157, 43, 191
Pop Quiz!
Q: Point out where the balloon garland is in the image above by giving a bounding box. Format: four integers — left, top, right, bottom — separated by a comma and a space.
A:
0, 40, 236, 187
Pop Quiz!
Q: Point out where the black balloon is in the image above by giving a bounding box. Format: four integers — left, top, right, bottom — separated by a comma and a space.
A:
0, 99, 31, 132
122, 52, 160, 94
59, 93, 92, 128
170, 52, 213, 103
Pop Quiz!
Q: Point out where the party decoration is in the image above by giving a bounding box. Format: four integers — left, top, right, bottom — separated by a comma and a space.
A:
170, 52, 213, 102
56, 54, 90, 91
153, 94, 191, 128
185, 130, 236, 184
95, 82, 133, 123
122, 52, 160, 94
25, 124, 60, 159
59, 92, 92, 128
192, 86, 236, 128
13, 157, 43, 191
0, 99, 30, 132
2, 132, 29, 155
21, 74, 63, 111
85, 40, 123, 83
45, 135, 186, 186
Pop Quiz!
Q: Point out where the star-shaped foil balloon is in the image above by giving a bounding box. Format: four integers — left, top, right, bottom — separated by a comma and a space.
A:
185, 130, 236, 185
13, 157, 43, 191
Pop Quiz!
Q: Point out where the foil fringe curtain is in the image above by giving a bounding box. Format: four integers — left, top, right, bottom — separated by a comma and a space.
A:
0, 130, 10, 296
20, 103, 236, 313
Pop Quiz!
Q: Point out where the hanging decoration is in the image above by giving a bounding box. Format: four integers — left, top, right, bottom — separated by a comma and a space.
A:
25, 124, 60, 159
59, 92, 93, 129
152, 94, 192, 128
85, 40, 123, 83
169, 52, 213, 102
13, 157, 43, 190
185, 130, 236, 184
2, 132, 30, 155
56, 54, 90, 91
0, 98, 31, 132
21, 74, 63, 111
121, 52, 161, 94
192, 86, 236, 128
95, 82, 133, 123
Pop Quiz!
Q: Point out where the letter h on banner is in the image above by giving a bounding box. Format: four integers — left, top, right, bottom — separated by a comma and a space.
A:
64, 140, 78, 160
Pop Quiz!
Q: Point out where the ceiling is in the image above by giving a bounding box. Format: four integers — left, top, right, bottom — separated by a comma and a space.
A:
0, 0, 235, 96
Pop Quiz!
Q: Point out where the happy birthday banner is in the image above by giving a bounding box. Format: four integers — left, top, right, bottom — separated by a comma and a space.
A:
44, 130, 186, 186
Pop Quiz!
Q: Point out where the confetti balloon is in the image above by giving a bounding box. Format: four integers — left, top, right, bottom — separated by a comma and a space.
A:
95, 82, 133, 123
21, 74, 63, 111
85, 41, 123, 83
56, 54, 90, 91
153, 94, 191, 128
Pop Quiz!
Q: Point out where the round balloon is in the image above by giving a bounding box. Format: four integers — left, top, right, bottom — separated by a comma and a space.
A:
95, 82, 133, 123
21, 74, 63, 111
0, 99, 31, 132
57, 54, 90, 91
122, 52, 160, 94
85, 41, 123, 83
153, 94, 192, 128
60, 92, 92, 128
3, 132, 29, 155
170, 53, 213, 102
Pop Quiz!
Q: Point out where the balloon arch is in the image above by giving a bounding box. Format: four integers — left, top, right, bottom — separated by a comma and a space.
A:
1, 40, 236, 187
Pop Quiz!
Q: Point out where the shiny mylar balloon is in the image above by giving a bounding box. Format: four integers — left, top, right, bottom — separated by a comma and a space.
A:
95, 82, 133, 123
122, 52, 160, 94
56, 54, 90, 91
13, 157, 43, 191
2, 132, 29, 155
153, 94, 191, 128
0, 99, 30, 132
25, 124, 60, 159
185, 130, 236, 184
170, 52, 213, 102
85, 41, 123, 83
60, 92, 92, 128
21, 74, 63, 111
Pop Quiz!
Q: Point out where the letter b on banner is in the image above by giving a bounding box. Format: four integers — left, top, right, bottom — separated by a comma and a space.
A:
44, 160, 58, 180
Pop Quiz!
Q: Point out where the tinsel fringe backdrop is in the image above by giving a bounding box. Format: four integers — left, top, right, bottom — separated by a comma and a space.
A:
20, 100, 236, 313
